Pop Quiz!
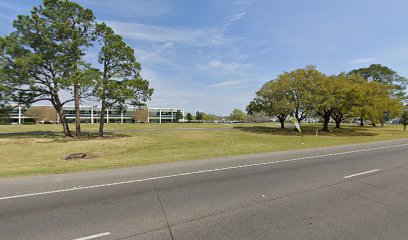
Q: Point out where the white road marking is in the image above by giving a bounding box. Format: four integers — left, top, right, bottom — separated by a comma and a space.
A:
73, 232, 111, 240
0, 143, 407, 201
344, 169, 380, 179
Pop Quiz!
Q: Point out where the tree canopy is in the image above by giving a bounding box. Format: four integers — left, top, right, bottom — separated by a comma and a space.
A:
349, 64, 408, 101
0, 0, 153, 137
230, 109, 247, 122
248, 65, 405, 131
94, 23, 153, 136
186, 112, 193, 122
0, 0, 96, 136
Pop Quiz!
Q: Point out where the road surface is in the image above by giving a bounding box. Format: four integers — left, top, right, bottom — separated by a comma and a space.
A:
1, 139, 408, 240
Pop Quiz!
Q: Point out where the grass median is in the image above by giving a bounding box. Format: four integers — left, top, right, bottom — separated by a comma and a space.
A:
0, 123, 407, 178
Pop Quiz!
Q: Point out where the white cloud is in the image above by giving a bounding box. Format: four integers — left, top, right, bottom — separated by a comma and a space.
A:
162, 42, 174, 49
347, 57, 375, 65
208, 80, 243, 88
106, 21, 236, 47
200, 59, 253, 72
135, 47, 178, 69
226, 11, 246, 23
224, 0, 252, 26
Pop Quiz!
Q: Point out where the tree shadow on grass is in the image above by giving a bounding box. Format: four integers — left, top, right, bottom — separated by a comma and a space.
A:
80, 132, 131, 140
234, 125, 377, 137
0, 131, 131, 143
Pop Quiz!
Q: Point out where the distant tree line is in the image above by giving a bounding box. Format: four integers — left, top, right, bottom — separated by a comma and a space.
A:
0, 0, 153, 137
182, 109, 248, 123
247, 65, 407, 131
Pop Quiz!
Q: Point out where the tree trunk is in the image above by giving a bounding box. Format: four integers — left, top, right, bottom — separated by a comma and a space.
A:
322, 118, 329, 131
404, 124, 407, 131
52, 97, 72, 137
279, 119, 285, 128
331, 113, 343, 129
335, 119, 341, 129
74, 81, 81, 138
360, 118, 364, 126
99, 98, 106, 137
380, 117, 385, 127
58, 108, 72, 137
321, 113, 331, 132
277, 115, 286, 129
279, 120, 285, 128
372, 122, 377, 127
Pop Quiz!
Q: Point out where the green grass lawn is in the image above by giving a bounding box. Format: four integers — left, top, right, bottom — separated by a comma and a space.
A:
0, 122, 232, 133
0, 123, 407, 178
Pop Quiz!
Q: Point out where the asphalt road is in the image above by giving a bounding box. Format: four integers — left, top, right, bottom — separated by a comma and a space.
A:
1, 139, 408, 240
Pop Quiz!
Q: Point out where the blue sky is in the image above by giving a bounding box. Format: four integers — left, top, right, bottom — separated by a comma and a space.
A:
1, 0, 408, 115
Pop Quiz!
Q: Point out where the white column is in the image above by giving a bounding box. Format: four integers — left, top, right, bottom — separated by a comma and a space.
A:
91, 107, 94, 124
159, 109, 162, 123
18, 106, 22, 124
182, 109, 185, 122
106, 108, 109, 124
147, 108, 150, 123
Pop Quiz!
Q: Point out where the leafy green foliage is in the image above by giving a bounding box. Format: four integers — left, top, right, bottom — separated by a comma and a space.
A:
202, 113, 217, 121
349, 64, 408, 100
330, 74, 367, 128
249, 65, 404, 131
248, 66, 324, 128
176, 110, 183, 121
0, 0, 97, 137
280, 65, 322, 122
186, 113, 193, 122
93, 23, 153, 136
0, 107, 11, 125
195, 111, 203, 121
230, 109, 247, 121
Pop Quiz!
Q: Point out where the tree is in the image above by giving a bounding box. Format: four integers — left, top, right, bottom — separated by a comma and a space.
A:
175, 110, 183, 122
330, 74, 367, 128
354, 81, 402, 127
0, 0, 96, 137
230, 109, 247, 122
0, 107, 11, 125
349, 64, 408, 126
281, 66, 321, 123
401, 106, 408, 131
202, 113, 216, 121
310, 74, 337, 131
0, 80, 10, 108
72, 66, 99, 137
247, 78, 292, 128
94, 23, 153, 137
56, 1, 96, 137
248, 66, 323, 129
195, 111, 203, 121
186, 112, 193, 122
349, 64, 407, 97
